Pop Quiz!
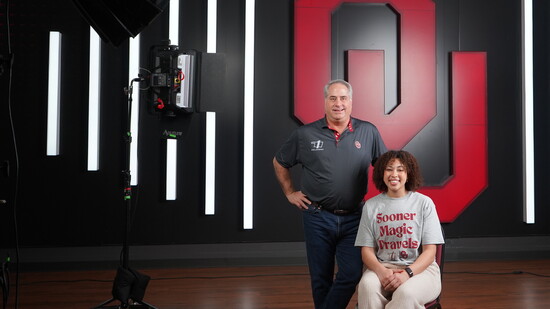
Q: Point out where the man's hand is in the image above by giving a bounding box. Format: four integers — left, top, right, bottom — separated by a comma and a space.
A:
273, 158, 312, 210
286, 191, 311, 210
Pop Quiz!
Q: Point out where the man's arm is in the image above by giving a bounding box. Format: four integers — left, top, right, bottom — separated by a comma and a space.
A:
272, 157, 311, 210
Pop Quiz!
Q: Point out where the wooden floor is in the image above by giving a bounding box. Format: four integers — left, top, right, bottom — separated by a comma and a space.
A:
4, 259, 550, 308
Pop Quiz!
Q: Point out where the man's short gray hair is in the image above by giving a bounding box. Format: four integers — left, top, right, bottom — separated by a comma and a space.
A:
324, 79, 353, 99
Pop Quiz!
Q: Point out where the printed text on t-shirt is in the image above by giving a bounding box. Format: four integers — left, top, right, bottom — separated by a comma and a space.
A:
377, 212, 419, 250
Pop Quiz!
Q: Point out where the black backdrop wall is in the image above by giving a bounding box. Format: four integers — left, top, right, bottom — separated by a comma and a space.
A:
0, 0, 549, 265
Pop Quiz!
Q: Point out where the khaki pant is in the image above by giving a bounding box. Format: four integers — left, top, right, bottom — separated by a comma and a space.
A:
357, 261, 441, 309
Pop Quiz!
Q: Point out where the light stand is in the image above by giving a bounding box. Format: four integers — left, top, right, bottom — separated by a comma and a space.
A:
93, 78, 157, 309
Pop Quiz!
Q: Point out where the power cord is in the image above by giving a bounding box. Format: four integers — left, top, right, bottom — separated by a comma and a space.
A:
19, 272, 311, 286
0, 256, 9, 309
444, 270, 550, 278
1, 0, 20, 308
15, 269, 550, 287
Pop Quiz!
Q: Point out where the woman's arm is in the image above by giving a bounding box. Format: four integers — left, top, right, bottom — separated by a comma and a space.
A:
363, 244, 438, 291
407, 244, 437, 277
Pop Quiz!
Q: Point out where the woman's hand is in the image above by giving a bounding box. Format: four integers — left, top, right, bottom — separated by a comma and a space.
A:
377, 267, 398, 291
379, 269, 409, 292
362, 247, 411, 292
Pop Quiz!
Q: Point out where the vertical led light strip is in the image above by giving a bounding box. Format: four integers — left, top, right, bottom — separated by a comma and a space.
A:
243, 0, 255, 229
165, 0, 180, 199
207, 0, 217, 53
205, 112, 216, 214
129, 36, 140, 186
204, 0, 217, 215
47, 31, 62, 156
166, 139, 178, 200
522, 0, 535, 224
169, 0, 179, 45
87, 27, 101, 171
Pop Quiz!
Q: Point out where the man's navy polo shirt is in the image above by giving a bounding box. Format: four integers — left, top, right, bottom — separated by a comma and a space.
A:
275, 117, 387, 211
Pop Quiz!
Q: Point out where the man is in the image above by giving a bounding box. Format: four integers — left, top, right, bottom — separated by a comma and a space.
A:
273, 79, 387, 309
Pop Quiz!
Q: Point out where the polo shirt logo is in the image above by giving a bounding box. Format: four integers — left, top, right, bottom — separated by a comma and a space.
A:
355, 141, 361, 149
310, 140, 324, 151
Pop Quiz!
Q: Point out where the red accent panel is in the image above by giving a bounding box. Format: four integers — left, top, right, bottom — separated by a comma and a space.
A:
295, 1, 488, 223
294, 0, 436, 150
294, 6, 331, 122
346, 50, 385, 117
419, 52, 488, 222
347, 48, 435, 148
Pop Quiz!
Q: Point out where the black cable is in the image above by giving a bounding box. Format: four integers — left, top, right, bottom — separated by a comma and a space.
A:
150, 273, 311, 281
1, 256, 9, 309
149, 270, 550, 280
13, 269, 550, 287
18, 272, 311, 286
20, 279, 114, 286
443, 270, 550, 278
138, 67, 151, 91
1, 0, 20, 308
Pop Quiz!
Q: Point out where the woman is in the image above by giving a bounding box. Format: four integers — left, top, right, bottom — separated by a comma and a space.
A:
355, 150, 444, 309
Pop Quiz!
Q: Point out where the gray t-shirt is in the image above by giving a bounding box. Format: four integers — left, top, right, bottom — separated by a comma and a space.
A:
355, 191, 444, 265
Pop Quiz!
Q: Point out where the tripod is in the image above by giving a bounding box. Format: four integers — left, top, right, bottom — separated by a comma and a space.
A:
94, 78, 157, 309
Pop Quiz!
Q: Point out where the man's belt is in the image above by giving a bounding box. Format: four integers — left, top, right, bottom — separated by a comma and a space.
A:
310, 201, 358, 215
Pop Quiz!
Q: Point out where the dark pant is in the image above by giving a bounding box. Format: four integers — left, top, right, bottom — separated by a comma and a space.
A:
302, 205, 363, 309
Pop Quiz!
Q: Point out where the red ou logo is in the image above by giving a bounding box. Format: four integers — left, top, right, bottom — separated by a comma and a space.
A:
294, 0, 488, 222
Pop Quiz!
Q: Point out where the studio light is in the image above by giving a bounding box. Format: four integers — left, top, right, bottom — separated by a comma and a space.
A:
129, 36, 141, 186
72, 0, 165, 46
243, 0, 255, 229
47, 31, 62, 157
522, 0, 535, 224
166, 138, 177, 200
204, 0, 218, 215
205, 112, 216, 215
87, 27, 101, 171
207, 0, 217, 53
169, 0, 179, 45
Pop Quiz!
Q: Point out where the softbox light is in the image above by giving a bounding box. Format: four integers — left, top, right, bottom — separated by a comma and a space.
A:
71, 0, 167, 46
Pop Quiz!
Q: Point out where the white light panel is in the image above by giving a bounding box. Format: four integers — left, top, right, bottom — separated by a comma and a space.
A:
522, 0, 535, 224
169, 0, 180, 45
205, 0, 217, 215
87, 27, 101, 171
47, 31, 62, 156
207, 0, 217, 53
243, 0, 255, 229
205, 112, 216, 215
129, 36, 140, 186
166, 139, 178, 200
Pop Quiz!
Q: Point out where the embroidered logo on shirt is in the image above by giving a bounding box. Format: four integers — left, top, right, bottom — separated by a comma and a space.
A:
310, 140, 324, 151
355, 141, 361, 149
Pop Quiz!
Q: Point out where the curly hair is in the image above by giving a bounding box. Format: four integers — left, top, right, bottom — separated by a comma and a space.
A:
372, 150, 423, 193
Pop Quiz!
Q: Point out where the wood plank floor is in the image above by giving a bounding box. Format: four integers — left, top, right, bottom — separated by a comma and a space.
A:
4, 259, 550, 308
